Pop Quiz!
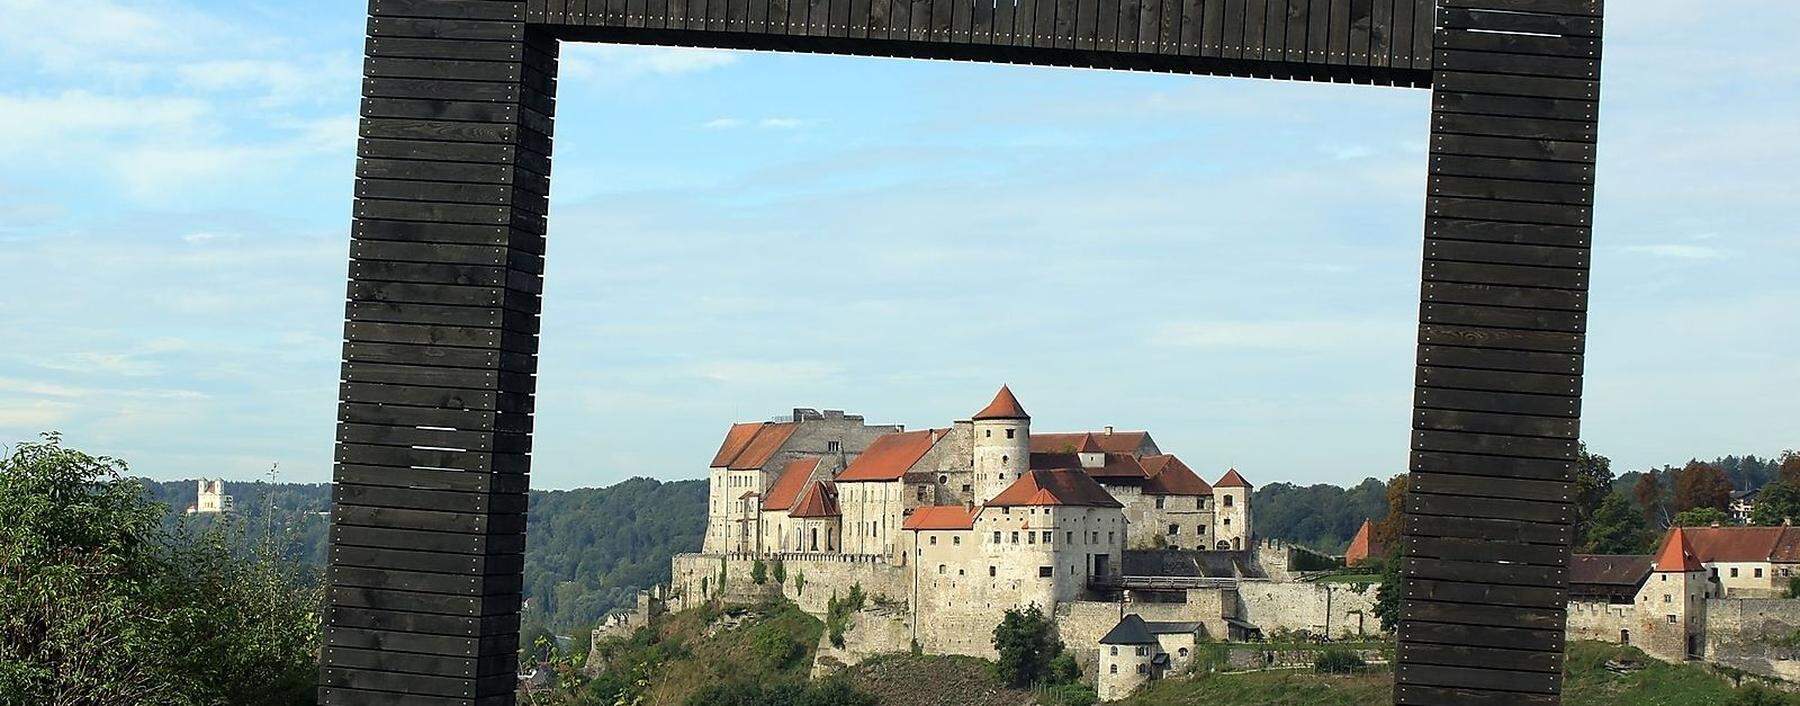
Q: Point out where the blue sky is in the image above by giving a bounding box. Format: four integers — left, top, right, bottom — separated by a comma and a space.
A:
1, 0, 1794, 489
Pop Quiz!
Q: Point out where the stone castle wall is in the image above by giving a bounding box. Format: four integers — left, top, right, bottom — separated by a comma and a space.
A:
1702, 598, 1800, 682
1236, 580, 1381, 638
669, 553, 910, 618
1567, 598, 1634, 644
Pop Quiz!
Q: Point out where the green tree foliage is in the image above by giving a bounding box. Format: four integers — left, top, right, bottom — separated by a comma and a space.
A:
1672, 461, 1735, 514
826, 584, 866, 648
1672, 507, 1732, 527
1250, 478, 1389, 553
1313, 648, 1367, 674
524, 479, 708, 630
0, 434, 319, 706
1751, 482, 1800, 527
1371, 475, 1409, 549
1572, 444, 1615, 540
772, 559, 786, 586
1373, 549, 1402, 632
991, 605, 1068, 688
752, 558, 768, 585
1581, 492, 1652, 554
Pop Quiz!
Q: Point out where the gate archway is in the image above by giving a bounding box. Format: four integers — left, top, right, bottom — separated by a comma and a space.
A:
324, 1, 1603, 703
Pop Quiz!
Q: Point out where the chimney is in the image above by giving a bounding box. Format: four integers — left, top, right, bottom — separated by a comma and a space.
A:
1104, 426, 1114, 435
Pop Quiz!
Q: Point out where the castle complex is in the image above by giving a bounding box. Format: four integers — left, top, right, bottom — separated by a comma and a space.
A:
670, 387, 1379, 699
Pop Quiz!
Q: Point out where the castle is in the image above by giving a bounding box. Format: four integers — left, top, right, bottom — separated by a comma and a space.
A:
185, 479, 234, 514
669, 388, 1383, 699
702, 386, 1253, 565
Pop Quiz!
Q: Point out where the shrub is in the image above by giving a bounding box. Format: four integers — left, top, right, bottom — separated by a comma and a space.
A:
991, 605, 1066, 688
1314, 648, 1367, 674
1037, 683, 1099, 706
752, 558, 768, 585
772, 559, 786, 586
1046, 652, 1081, 685
750, 624, 805, 671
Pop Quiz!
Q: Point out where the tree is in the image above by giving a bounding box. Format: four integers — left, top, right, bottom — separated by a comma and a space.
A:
1671, 461, 1734, 514
1750, 482, 1800, 527
1371, 475, 1409, 549
1581, 492, 1651, 554
1633, 473, 1665, 527
1779, 451, 1800, 488
771, 559, 786, 586
1572, 444, 1615, 539
1672, 507, 1731, 527
751, 558, 767, 585
0, 433, 320, 706
1374, 547, 1402, 633
992, 605, 1065, 688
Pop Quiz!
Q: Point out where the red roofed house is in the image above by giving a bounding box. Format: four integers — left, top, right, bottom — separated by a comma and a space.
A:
704, 408, 901, 554
1343, 519, 1385, 567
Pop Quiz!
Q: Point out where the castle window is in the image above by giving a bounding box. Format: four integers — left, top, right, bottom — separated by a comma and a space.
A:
1109, 665, 1118, 674
938, 564, 946, 574
1169, 524, 1179, 535
1223, 518, 1230, 527
1137, 664, 1148, 674
1197, 525, 1205, 536
1067, 531, 1074, 543
1668, 614, 1677, 623
939, 474, 948, 484
1224, 496, 1234, 507
1006, 428, 1015, 439
962, 484, 972, 493
1011, 532, 1020, 544
827, 441, 841, 452
1179, 648, 1189, 658
918, 486, 928, 502
1108, 532, 1115, 544
1136, 646, 1147, 656
953, 536, 961, 546
1028, 532, 1036, 545
1002, 455, 1009, 467
990, 566, 997, 577
1731, 568, 1739, 578
1155, 497, 1165, 509
993, 532, 1002, 543
986, 429, 992, 438
1039, 566, 1052, 577
930, 536, 938, 545
1757, 568, 1765, 578
1110, 646, 1118, 656
1043, 531, 1052, 543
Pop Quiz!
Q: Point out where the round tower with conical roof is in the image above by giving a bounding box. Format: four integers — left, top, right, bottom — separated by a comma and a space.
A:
971, 385, 1031, 505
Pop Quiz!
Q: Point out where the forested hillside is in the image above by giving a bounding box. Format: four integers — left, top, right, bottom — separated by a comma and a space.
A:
1250, 478, 1390, 553
138, 476, 706, 631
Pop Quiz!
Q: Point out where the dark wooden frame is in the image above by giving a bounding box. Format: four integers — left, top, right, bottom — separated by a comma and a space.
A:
323, 0, 1602, 703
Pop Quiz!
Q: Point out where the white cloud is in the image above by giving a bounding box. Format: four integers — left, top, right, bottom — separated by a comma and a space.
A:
1622, 244, 1729, 260
1152, 320, 1409, 350
702, 117, 745, 130
0, 91, 209, 152
758, 117, 809, 130
560, 45, 739, 83
692, 360, 842, 385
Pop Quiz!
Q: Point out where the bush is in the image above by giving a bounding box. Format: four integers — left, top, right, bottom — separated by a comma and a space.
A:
1037, 683, 1099, 706
1314, 648, 1368, 674
1047, 652, 1081, 685
991, 605, 1066, 688
752, 558, 768, 585
750, 624, 805, 671
0, 434, 321, 706
825, 584, 867, 648
772, 559, 786, 586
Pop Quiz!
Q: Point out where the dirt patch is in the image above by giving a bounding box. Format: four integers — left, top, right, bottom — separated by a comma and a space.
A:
844, 654, 1035, 706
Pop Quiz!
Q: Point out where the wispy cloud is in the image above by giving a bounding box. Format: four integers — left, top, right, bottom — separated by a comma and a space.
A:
561, 45, 738, 82
1623, 244, 1729, 260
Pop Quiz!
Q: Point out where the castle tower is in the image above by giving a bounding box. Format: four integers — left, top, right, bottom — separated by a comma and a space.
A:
1212, 469, 1252, 551
1635, 527, 1712, 662
971, 386, 1031, 504
1097, 614, 1161, 701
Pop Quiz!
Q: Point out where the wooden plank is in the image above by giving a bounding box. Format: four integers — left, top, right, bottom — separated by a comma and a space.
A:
1387, 0, 1410, 68
1403, 556, 1569, 589
917, 0, 937, 40
1405, 512, 1574, 545
1408, 470, 1575, 503
1418, 345, 1581, 376
1432, 154, 1594, 184
1418, 323, 1584, 354
1283, 0, 1307, 62
969, 0, 989, 42
1075, 0, 1097, 48
328, 584, 523, 617
1413, 429, 1578, 462
1326, 0, 1348, 64
1346, 0, 1369, 65
1430, 240, 1587, 269
932, 0, 952, 40
339, 400, 534, 434
1433, 50, 1600, 80
1416, 387, 1580, 420
1397, 684, 1559, 706
1242, 0, 1264, 58
332, 523, 525, 555
1201, 0, 1224, 56
1369, 0, 1390, 67
1422, 282, 1586, 312
1263, 0, 1285, 59
1397, 641, 1562, 673
325, 625, 520, 654
1437, 30, 1598, 59
1420, 301, 1586, 333
1407, 492, 1574, 526
333, 464, 529, 494
1417, 365, 1579, 396
1009, 0, 1031, 44
1440, 7, 1600, 37
1403, 578, 1567, 609
1304, 0, 1327, 62
1396, 661, 1561, 695
1410, 0, 1432, 69
335, 483, 527, 514
322, 645, 515, 677
1402, 597, 1566, 631
1399, 619, 1564, 651
1436, 92, 1598, 124
1415, 407, 1579, 439
1221, 0, 1244, 58
1439, 0, 1599, 15
1427, 195, 1593, 227
1158, 0, 1180, 53
332, 546, 522, 576
335, 504, 524, 534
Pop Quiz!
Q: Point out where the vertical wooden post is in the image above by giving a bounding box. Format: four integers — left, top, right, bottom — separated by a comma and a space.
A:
1397, 1, 1601, 703
321, 2, 554, 704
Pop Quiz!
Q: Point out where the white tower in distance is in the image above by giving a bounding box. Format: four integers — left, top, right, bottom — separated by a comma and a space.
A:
971, 386, 1031, 505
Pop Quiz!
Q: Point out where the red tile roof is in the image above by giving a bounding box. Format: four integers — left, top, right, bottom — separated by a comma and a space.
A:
1344, 520, 1385, 566
1076, 434, 1103, 453
837, 429, 942, 482
1570, 554, 1652, 588
987, 469, 1123, 508
1032, 451, 1146, 479
710, 422, 765, 468
762, 456, 822, 511
729, 423, 798, 470
1662, 526, 1800, 564
789, 481, 840, 518
903, 505, 978, 531
1214, 468, 1253, 488
1141, 455, 1211, 496
1032, 431, 1151, 454
1653, 527, 1704, 572
972, 385, 1029, 420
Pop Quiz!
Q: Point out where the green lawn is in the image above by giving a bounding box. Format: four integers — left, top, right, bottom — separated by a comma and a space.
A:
1113, 642, 1797, 706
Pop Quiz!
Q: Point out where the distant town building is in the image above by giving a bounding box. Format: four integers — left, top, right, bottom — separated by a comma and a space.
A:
185, 479, 234, 514
1730, 488, 1761, 524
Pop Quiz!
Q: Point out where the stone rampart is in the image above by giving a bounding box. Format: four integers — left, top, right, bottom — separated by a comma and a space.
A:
1702, 598, 1800, 682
